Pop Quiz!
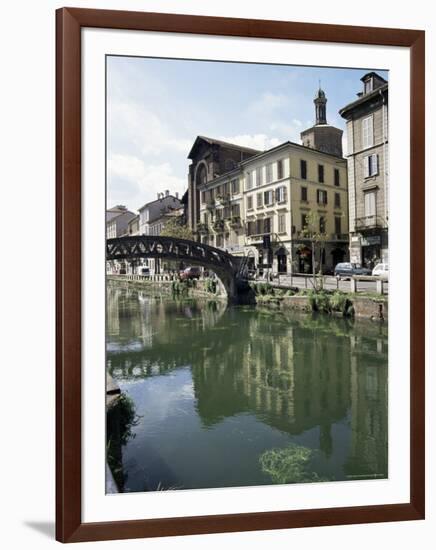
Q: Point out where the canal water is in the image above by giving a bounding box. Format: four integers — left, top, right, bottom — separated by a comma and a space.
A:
106, 282, 388, 493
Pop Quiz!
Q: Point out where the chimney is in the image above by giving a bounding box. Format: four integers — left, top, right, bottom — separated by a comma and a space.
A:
157, 192, 160, 199
175, 192, 179, 199
165, 190, 169, 197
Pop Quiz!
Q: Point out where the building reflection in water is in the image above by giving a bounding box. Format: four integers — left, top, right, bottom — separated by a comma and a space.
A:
106, 282, 388, 491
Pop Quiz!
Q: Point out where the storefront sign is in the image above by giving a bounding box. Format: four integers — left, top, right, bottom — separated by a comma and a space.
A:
361, 235, 381, 246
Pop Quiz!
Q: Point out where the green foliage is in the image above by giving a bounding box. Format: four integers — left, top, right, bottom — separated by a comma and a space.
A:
107, 392, 141, 490
160, 217, 193, 240
260, 444, 328, 484
306, 290, 354, 316
171, 279, 191, 296
205, 277, 217, 294
112, 393, 140, 445
300, 211, 325, 240
330, 291, 351, 315
253, 282, 274, 296
307, 290, 331, 313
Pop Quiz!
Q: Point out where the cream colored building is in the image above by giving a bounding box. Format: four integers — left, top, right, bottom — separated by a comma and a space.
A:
197, 143, 348, 275
195, 87, 349, 275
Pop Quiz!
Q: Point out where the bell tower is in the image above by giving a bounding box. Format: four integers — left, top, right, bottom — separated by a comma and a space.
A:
314, 86, 327, 125
300, 85, 343, 158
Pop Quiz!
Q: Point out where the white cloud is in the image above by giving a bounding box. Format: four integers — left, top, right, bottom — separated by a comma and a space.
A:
219, 133, 281, 151
108, 101, 191, 157
108, 154, 186, 211
268, 121, 302, 143
247, 92, 288, 116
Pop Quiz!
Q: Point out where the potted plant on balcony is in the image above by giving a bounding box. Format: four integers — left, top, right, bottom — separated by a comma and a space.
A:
229, 215, 241, 228
213, 218, 225, 231
196, 222, 209, 234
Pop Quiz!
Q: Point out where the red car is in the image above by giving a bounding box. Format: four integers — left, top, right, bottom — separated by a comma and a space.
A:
180, 266, 201, 280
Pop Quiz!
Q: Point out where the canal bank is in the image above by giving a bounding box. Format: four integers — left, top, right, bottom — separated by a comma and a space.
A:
107, 274, 228, 300
107, 275, 388, 321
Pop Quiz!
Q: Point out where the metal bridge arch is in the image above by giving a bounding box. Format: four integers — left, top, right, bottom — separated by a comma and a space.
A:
106, 235, 243, 300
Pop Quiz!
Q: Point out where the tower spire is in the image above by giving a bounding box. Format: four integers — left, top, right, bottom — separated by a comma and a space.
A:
314, 86, 327, 125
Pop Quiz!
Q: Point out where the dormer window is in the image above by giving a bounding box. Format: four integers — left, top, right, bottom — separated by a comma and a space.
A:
364, 77, 373, 94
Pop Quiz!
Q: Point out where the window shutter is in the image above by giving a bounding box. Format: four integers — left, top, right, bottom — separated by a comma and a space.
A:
368, 116, 374, 147
364, 156, 370, 178
373, 154, 379, 175
362, 118, 367, 148
362, 116, 374, 149
324, 191, 328, 204
283, 187, 287, 202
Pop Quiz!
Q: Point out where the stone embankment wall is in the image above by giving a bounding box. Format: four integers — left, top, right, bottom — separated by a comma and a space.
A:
107, 275, 227, 299
278, 294, 387, 321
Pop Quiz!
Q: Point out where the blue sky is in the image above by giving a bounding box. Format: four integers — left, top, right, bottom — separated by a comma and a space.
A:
107, 56, 388, 211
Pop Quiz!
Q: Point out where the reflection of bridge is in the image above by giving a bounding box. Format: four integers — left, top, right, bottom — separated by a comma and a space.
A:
107, 235, 248, 300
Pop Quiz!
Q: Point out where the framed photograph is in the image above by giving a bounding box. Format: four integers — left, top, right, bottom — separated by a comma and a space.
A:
56, 7, 425, 543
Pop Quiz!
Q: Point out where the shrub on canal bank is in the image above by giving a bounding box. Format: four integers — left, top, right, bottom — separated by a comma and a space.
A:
107, 392, 140, 490
306, 290, 354, 316
250, 282, 277, 296
171, 278, 196, 296
251, 287, 356, 317
205, 277, 217, 294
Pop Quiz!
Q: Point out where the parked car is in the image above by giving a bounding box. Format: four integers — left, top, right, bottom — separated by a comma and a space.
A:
180, 266, 201, 280
334, 262, 372, 279
372, 263, 389, 279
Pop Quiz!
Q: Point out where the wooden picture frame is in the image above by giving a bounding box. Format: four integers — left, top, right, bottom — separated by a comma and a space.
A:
56, 7, 425, 543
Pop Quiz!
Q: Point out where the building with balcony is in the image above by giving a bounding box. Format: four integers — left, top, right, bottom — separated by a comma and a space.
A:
339, 72, 388, 268
194, 87, 349, 275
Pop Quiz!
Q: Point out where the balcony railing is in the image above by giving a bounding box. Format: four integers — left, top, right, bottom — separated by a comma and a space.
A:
354, 215, 385, 231
215, 194, 231, 205
247, 231, 277, 243
213, 219, 225, 231
229, 216, 241, 228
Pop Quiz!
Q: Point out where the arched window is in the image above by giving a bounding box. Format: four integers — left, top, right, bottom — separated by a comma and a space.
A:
224, 158, 236, 171
195, 163, 207, 186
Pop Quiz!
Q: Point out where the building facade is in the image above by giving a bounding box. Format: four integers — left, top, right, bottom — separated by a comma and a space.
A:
340, 72, 389, 267
194, 88, 349, 275
127, 215, 140, 236
106, 205, 136, 239
106, 206, 136, 274
187, 136, 260, 231
138, 191, 181, 235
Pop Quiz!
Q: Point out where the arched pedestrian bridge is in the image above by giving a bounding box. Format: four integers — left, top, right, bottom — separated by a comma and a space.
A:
106, 235, 249, 301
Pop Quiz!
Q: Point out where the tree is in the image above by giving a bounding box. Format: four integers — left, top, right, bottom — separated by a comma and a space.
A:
300, 211, 328, 289
160, 216, 194, 241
